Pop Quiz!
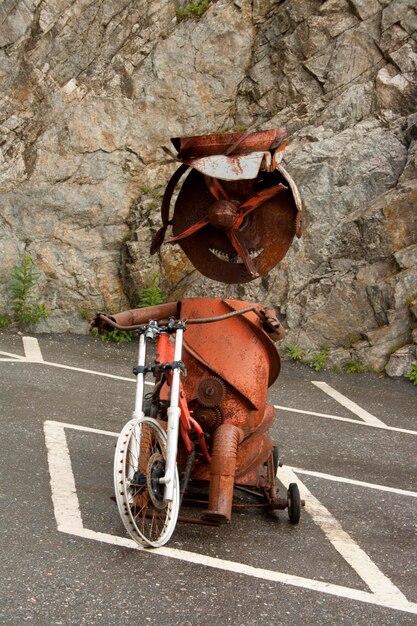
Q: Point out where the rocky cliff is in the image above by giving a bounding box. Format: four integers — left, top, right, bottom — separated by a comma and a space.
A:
1, 0, 416, 373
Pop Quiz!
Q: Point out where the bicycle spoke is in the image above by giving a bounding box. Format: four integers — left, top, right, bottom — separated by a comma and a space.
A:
114, 417, 180, 548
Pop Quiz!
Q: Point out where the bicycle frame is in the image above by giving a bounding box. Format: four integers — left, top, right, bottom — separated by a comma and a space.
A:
132, 319, 211, 504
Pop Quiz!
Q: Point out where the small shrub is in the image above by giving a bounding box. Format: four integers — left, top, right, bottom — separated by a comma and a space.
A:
308, 350, 328, 372
9, 255, 48, 330
100, 329, 133, 344
91, 326, 133, 343
138, 273, 165, 308
404, 363, 417, 385
176, 0, 209, 21
0, 314, 11, 329
285, 343, 305, 362
79, 306, 92, 321
344, 361, 366, 374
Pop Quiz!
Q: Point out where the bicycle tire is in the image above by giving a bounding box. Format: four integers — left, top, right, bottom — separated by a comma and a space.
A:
114, 417, 180, 548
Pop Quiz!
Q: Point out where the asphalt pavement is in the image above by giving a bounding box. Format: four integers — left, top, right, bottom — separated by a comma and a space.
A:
0, 331, 416, 625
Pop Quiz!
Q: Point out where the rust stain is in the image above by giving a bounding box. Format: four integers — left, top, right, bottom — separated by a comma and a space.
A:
93, 130, 303, 529
151, 129, 303, 283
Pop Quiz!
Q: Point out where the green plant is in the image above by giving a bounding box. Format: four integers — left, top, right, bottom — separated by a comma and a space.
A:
176, 0, 209, 21
9, 255, 47, 330
404, 363, 417, 385
79, 306, 92, 321
285, 343, 305, 362
344, 361, 366, 374
100, 329, 133, 344
138, 273, 165, 308
308, 350, 328, 372
342, 333, 361, 349
0, 314, 11, 329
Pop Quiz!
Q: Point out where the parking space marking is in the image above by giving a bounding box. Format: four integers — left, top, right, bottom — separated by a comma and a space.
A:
312, 381, 386, 426
0, 350, 26, 361
43, 420, 417, 616
41, 360, 135, 382
1, 339, 136, 381
23, 336, 44, 362
44, 419, 84, 534
279, 466, 407, 603
61, 524, 417, 614
291, 467, 417, 499
3, 336, 416, 435
275, 404, 417, 436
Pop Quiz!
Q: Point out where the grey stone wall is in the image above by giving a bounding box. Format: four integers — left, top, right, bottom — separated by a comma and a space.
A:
0, 0, 416, 373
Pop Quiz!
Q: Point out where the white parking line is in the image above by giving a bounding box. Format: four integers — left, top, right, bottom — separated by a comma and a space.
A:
0, 350, 26, 360
65, 525, 417, 614
279, 466, 408, 604
42, 360, 135, 382
275, 404, 417, 436
44, 420, 84, 533
2, 339, 417, 436
289, 467, 417, 499
43, 420, 417, 616
312, 381, 386, 426
63, 526, 417, 615
23, 336, 44, 362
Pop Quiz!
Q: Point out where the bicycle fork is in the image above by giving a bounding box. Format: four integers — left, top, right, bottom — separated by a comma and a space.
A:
161, 326, 183, 502
132, 323, 184, 503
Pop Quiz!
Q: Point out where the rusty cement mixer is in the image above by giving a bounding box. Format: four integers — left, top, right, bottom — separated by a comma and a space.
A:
93, 129, 304, 546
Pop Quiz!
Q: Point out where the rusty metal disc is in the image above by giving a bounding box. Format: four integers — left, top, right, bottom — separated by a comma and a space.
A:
196, 376, 226, 407
171, 128, 286, 159
170, 169, 298, 284
193, 405, 223, 432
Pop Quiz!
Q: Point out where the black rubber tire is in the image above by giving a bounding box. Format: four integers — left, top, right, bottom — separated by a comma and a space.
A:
287, 482, 301, 524
272, 445, 279, 475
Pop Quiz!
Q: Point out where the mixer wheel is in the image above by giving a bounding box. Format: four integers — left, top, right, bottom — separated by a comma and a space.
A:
273, 445, 279, 475
287, 483, 301, 524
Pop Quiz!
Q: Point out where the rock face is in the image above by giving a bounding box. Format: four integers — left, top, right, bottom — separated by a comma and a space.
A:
0, 0, 416, 373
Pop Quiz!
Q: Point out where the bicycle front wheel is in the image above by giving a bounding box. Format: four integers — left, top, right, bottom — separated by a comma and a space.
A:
114, 417, 180, 548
